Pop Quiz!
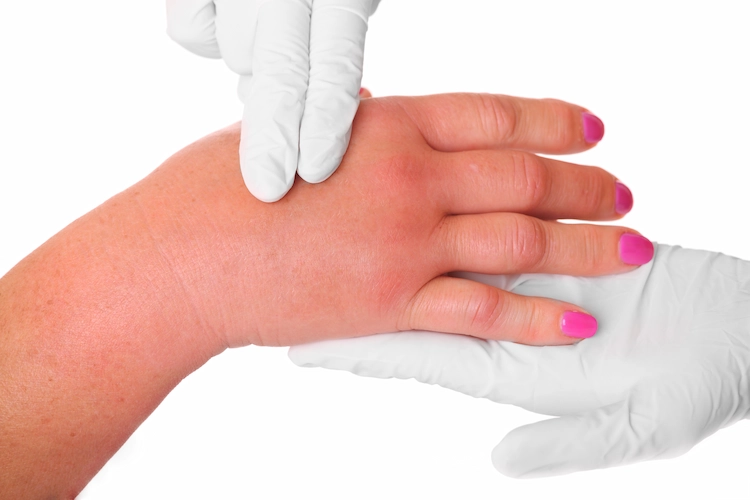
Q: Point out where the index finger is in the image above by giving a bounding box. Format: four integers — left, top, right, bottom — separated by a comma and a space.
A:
399, 93, 605, 155
237, 0, 312, 202
297, 0, 372, 183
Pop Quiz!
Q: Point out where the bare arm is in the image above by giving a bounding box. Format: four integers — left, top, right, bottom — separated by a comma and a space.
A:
0, 136, 227, 497
0, 94, 645, 497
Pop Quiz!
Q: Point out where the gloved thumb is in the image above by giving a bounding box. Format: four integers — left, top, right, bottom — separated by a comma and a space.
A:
290, 332, 505, 398
492, 383, 688, 478
289, 331, 565, 408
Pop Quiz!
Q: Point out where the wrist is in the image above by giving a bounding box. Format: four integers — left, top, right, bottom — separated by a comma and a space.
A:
126, 130, 265, 348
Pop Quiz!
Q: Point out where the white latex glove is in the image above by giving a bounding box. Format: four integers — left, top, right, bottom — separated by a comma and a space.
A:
289, 244, 750, 478
166, 0, 381, 201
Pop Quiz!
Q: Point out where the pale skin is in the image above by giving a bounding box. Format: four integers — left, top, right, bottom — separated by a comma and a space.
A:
0, 93, 648, 498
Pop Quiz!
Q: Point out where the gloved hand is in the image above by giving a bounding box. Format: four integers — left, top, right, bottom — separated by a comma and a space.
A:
289, 244, 750, 478
166, 0, 381, 202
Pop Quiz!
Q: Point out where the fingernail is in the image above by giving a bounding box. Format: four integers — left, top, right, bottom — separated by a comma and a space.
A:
582, 112, 605, 143
359, 87, 365, 96
561, 311, 598, 339
615, 181, 633, 215
619, 233, 654, 265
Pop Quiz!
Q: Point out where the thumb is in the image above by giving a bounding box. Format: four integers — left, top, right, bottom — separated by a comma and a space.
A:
289, 332, 551, 405
492, 383, 689, 478
237, 0, 312, 202
289, 332, 497, 396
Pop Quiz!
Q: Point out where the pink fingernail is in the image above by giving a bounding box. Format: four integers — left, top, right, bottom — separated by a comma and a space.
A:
615, 181, 633, 215
561, 311, 598, 339
582, 112, 605, 143
619, 233, 654, 265
359, 87, 365, 95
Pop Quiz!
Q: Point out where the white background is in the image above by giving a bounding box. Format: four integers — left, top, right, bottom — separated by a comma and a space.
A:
1, 1, 749, 498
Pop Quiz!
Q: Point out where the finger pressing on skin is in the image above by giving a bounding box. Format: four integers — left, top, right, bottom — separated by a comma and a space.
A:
434, 149, 633, 220
400, 93, 604, 155
297, 0, 369, 184
398, 276, 597, 345
437, 213, 654, 276
359, 87, 372, 98
236, 1, 312, 202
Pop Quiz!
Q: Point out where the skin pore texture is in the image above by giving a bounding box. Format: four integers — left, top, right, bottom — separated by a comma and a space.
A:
0, 93, 650, 498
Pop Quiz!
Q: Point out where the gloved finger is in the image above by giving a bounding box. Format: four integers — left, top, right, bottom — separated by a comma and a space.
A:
166, 0, 221, 58
400, 276, 598, 345
289, 331, 581, 405
401, 94, 603, 155
297, 0, 372, 183
492, 382, 694, 478
290, 332, 498, 390
434, 149, 631, 219
438, 214, 653, 276
237, 0, 312, 202
213, 0, 259, 74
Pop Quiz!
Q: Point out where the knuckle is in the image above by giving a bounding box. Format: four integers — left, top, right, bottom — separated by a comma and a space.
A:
510, 152, 550, 211
506, 215, 549, 271
474, 94, 520, 143
466, 286, 505, 336
578, 225, 603, 267
376, 149, 430, 196
541, 98, 578, 151
516, 300, 545, 345
578, 167, 610, 216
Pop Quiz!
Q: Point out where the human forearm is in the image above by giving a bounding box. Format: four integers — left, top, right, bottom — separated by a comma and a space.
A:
0, 152, 225, 498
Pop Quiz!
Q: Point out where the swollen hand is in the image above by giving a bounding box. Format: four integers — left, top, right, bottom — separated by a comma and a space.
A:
133, 94, 645, 348
166, 0, 381, 201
